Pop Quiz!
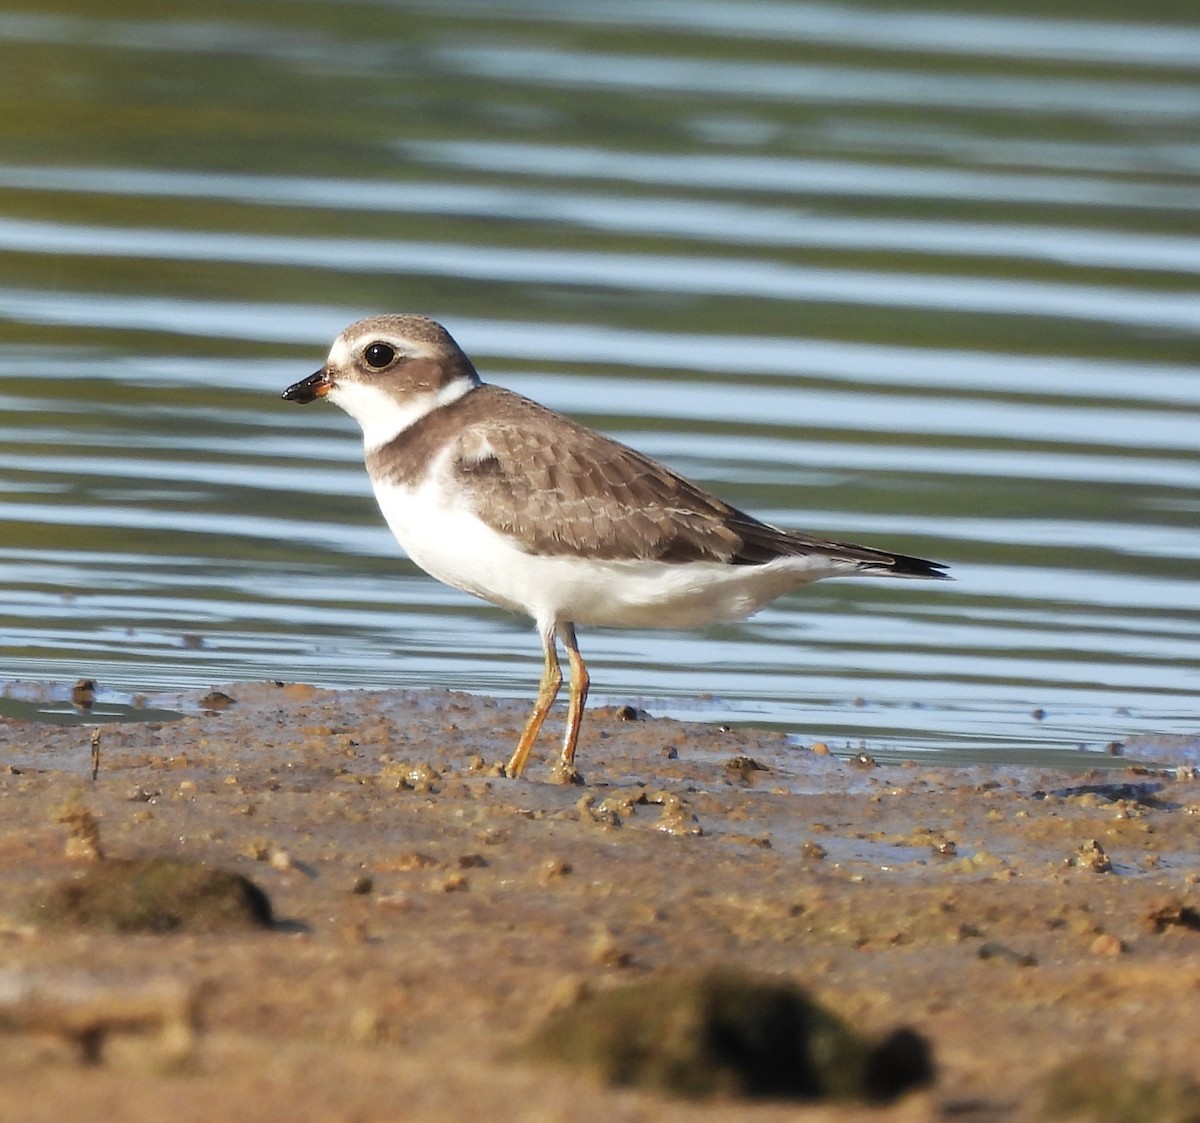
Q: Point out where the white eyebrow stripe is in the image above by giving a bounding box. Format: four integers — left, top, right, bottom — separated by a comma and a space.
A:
328, 332, 442, 367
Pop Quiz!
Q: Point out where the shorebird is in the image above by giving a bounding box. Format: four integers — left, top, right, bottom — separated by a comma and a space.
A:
283, 315, 949, 781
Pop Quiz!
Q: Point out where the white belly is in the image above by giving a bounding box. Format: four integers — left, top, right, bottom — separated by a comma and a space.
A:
372, 476, 846, 630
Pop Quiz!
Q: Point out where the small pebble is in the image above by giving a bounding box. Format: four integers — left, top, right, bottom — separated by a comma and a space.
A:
1089, 933, 1126, 956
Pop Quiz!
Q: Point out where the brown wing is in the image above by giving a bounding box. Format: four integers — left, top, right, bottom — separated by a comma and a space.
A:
445, 388, 947, 577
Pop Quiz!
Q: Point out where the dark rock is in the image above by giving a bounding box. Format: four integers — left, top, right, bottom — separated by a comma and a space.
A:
520, 969, 933, 1102
27, 856, 273, 934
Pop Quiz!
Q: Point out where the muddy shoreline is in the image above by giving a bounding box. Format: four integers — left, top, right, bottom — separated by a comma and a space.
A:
2, 680, 1198, 1121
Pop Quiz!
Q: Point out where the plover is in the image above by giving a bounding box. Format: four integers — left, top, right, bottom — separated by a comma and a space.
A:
283, 315, 949, 782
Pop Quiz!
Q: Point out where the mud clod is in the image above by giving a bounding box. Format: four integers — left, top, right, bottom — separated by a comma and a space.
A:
1068, 838, 1113, 873
199, 690, 235, 711
380, 760, 440, 793
26, 856, 273, 934
649, 791, 702, 836
539, 858, 573, 883
588, 929, 634, 969
978, 942, 1037, 967
724, 756, 768, 783
1142, 898, 1200, 934
520, 969, 933, 1102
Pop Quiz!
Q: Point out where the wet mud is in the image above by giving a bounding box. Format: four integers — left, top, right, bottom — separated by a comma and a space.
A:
1, 680, 1198, 1122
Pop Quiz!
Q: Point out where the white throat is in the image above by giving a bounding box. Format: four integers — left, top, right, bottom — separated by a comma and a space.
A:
328, 376, 476, 452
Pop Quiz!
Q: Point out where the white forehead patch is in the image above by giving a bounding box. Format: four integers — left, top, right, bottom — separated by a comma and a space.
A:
326, 332, 355, 369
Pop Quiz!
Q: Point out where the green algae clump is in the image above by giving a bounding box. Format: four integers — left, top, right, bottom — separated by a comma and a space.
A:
27, 856, 273, 934
521, 969, 932, 1102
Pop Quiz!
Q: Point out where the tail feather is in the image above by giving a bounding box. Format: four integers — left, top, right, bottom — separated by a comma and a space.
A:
721, 510, 950, 579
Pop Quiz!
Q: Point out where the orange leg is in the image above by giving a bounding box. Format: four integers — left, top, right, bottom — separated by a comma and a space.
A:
556, 623, 589, 779
505, 627, 561, 778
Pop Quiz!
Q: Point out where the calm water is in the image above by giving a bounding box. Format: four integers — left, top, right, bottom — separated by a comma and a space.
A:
1, 0, 1197, 762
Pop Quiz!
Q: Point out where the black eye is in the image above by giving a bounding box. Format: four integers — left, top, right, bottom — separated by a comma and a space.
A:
363, 341, 396, 370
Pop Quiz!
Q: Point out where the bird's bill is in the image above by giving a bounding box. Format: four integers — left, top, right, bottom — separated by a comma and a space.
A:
281, 369, 332, 404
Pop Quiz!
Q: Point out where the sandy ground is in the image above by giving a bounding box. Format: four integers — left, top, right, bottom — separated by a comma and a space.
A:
1, 680, 1199, 1121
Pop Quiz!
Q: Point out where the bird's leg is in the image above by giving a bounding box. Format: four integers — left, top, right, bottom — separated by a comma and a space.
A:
505, 625, 561, 778
550, 623, 588, 785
